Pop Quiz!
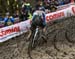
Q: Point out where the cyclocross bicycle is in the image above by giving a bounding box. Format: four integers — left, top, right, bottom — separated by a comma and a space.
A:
28, 26, 47, 59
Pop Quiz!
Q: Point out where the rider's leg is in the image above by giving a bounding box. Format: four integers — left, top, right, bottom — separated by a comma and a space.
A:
40, 14, 47, 42
43, 27, 46, 33
26, 30, 32, 40
26, 21, 36, 40
42, 27, 47, 43
26, 15, 36, 40
42, 12, 46, 33
40, 21, 47, 43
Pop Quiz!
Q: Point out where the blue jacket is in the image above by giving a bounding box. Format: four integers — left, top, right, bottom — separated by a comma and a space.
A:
4, 17, 14, 23
0, 17, 3, 21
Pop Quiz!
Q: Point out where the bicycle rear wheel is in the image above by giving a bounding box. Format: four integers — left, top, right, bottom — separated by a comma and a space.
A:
65, 29, 75, 43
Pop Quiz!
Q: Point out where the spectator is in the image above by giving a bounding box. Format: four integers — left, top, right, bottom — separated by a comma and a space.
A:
44, 2, 51, 13
57, 0, 64, 6
21, 0, 32, 20
63, 0, 71, 4
4, 12, 14, 26
44, 2, 50, 10
35, 0, 45, 11
13, 10, 20, 23
20, 10, 29, 21
49, 0, 58, 12
22, 0, 32, 12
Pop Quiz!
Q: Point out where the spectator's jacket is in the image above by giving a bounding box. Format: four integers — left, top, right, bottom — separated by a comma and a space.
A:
20, 12, 29, 21
22, 2, 32, 20
44, 3, 51, 10
4, 16, 14, 26
43, 0, 50, 3
28, 12, 32, 20
22, 2, 32, 12
50, 0, 59, 6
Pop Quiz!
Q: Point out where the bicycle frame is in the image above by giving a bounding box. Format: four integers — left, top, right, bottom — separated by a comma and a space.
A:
33, 27, 39, 40
32, 26, 39, 47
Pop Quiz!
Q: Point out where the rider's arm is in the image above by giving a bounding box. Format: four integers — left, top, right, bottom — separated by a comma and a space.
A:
32, 12, 38, 21
42, 12, 46, 26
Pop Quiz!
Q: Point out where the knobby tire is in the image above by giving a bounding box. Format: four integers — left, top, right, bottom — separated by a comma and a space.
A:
28, 30, 39, 59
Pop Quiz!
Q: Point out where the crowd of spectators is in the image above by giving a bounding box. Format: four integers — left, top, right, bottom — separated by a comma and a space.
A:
0, 0, 72, 28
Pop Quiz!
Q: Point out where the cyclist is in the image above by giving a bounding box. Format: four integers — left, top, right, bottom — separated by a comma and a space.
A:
27, 4, 46, 40
31, 7, 46, 31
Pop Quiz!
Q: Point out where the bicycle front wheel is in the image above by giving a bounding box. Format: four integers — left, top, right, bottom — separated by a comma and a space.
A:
28, 29, 40, 59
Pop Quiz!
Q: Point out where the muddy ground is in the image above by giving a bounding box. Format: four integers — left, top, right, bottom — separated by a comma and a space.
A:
0, 16, 75, 59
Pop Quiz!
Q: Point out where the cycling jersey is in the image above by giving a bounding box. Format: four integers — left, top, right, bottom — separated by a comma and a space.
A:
31, 10, 46, 31
32, 10, 46, 26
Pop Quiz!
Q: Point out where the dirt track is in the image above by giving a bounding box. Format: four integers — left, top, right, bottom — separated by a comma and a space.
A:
0, 16, 75, 59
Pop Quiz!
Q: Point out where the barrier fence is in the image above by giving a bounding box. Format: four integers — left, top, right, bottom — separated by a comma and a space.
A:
0, 5, 75, 43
